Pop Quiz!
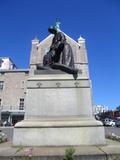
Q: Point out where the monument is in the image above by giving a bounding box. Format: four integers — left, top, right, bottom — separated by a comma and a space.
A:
13, 20, 106, 146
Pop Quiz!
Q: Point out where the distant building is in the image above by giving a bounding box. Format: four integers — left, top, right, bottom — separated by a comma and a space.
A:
0, 57, 16, 70
0, 68, 29, 125
94, 105, 109, 114
113, 110, 120, 119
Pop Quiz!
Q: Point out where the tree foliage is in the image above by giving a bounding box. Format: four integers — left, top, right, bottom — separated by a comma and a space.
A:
116, 105, 120, 110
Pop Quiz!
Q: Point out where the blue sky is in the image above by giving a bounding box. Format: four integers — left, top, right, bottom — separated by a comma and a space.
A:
0, 0, 120, 109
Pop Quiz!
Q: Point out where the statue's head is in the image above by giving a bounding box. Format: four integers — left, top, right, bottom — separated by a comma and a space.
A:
48, 26, 58, 34
48, 19, 61, 34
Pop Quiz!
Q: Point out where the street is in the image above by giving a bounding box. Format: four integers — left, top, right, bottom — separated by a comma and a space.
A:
0, 127, 13, 140
105, 126, 120, 136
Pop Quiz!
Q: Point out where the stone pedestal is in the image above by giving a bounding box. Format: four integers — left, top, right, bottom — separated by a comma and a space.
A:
13, 73, 106, 146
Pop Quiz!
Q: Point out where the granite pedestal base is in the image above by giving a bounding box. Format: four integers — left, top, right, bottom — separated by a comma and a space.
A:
13, 118, 106, 146
13, 73, 106, 146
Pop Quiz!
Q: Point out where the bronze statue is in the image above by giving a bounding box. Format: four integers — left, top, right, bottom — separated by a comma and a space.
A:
43, 26, 74, 68
38, 19, 78, 79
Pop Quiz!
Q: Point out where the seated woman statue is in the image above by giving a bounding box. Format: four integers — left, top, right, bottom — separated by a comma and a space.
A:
43, 26, 78, 78
43, 26, 74, 69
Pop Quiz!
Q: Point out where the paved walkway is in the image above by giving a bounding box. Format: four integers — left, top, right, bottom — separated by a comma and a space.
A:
0, 139, 120, 160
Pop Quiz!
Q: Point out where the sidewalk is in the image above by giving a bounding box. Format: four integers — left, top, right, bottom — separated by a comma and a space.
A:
0, 139, 120, 160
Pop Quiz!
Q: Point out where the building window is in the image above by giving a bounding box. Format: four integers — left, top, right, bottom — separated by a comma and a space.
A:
25, 72, 29, 76
0, 81, 4, 90
0, 99, 1, 107
19, 98, 24, 110
21, 81, 25, 89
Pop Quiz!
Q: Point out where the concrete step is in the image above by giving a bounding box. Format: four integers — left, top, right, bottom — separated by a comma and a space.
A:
0, 139, 120, 160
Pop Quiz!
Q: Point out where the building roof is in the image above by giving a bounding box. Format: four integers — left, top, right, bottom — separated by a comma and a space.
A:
0, 69, 29, 73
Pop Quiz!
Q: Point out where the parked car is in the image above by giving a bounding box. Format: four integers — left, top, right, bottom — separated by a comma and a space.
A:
103, 118, 115, 126
3, 120, 12, 127
115, 119, 120, 127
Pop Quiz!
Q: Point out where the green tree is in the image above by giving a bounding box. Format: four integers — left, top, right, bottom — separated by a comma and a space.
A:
116, 105, 120, 110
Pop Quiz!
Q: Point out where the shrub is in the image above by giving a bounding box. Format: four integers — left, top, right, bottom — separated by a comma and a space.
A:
106, 133, 120, 142
0, 132, 7, 143
63, 147, 75, 160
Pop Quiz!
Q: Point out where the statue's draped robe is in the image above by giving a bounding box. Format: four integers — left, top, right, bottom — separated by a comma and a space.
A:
43, 32, 74, 68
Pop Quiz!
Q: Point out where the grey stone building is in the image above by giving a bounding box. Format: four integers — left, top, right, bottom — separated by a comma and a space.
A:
0, 69, 29, 125
0, 32, 89, 125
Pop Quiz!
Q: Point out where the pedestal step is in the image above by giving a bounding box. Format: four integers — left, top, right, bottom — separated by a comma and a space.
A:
13, 118, 106, 146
